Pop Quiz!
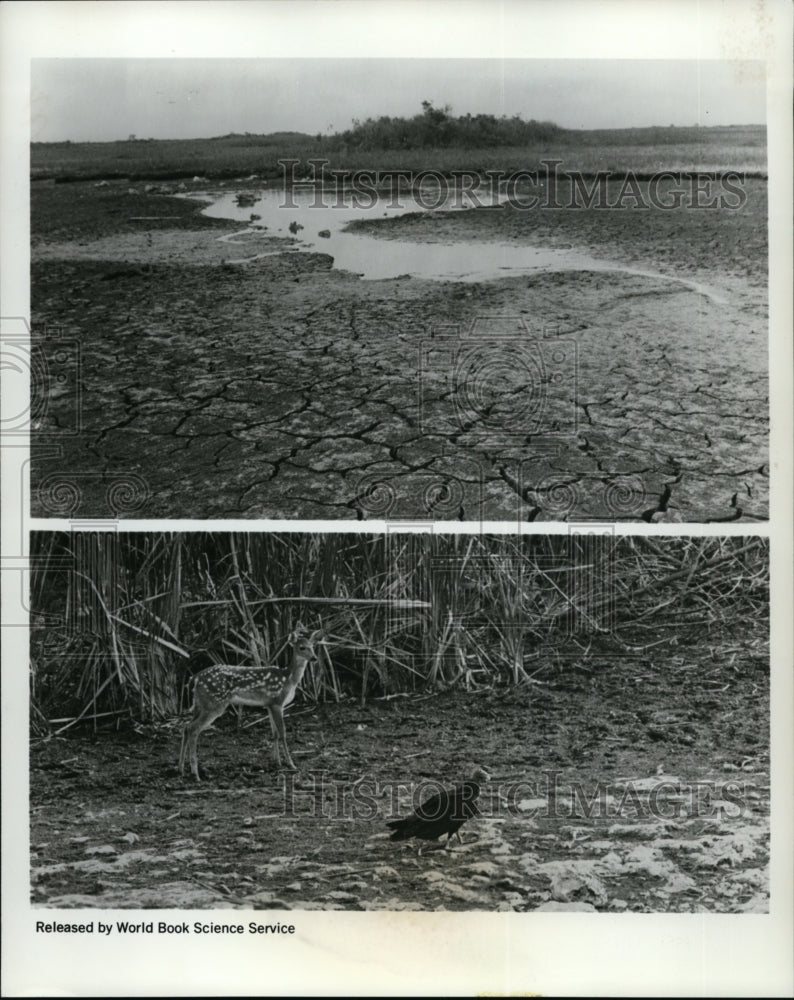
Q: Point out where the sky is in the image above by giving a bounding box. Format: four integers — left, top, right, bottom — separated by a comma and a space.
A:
31, 58, 766, 143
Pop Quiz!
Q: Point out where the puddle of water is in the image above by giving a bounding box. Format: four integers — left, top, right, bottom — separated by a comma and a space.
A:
196, 187, 727, 303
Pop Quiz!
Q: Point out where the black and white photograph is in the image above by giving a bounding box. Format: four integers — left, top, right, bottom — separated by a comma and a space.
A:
29, 55, 769, 523
2, 0, 793, 996
29, 531, 770, 913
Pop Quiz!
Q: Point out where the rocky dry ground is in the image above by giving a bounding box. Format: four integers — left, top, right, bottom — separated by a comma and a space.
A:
31, 177, 768, 521
30, 644, 769, 912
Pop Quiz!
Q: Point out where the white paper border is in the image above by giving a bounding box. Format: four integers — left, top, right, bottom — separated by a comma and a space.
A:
2, 1, 792, 996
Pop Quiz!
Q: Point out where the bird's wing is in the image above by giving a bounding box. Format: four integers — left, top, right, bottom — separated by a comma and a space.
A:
415, 788, 451, 822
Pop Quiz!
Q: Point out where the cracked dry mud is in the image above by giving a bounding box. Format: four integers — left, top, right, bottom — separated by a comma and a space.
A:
30, 648, 770, 912
31, 179, 768, 521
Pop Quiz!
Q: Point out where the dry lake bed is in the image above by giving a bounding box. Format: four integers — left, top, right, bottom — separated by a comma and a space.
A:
31, 175, 768, 522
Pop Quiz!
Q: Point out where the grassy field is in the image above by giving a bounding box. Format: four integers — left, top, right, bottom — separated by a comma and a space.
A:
31, 124, 767, 182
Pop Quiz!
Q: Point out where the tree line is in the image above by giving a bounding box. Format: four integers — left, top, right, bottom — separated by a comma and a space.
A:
318, 101, 564, 151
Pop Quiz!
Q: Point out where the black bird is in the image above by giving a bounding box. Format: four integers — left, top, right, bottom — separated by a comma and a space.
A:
387, 767, 490, 850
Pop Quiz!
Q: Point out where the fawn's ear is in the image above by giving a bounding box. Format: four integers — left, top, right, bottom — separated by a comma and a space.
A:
309, 629, 324, 643
292, 622, 308, 637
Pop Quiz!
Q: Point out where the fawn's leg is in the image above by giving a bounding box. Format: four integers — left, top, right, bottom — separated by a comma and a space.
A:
267, 709, 281, 768
268, 703, 296, 771
179, 728, 188, 776
184, 705, 226, 781
179, 707, 199, 776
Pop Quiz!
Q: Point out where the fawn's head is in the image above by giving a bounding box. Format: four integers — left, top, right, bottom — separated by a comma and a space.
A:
288, 628, 323, 664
